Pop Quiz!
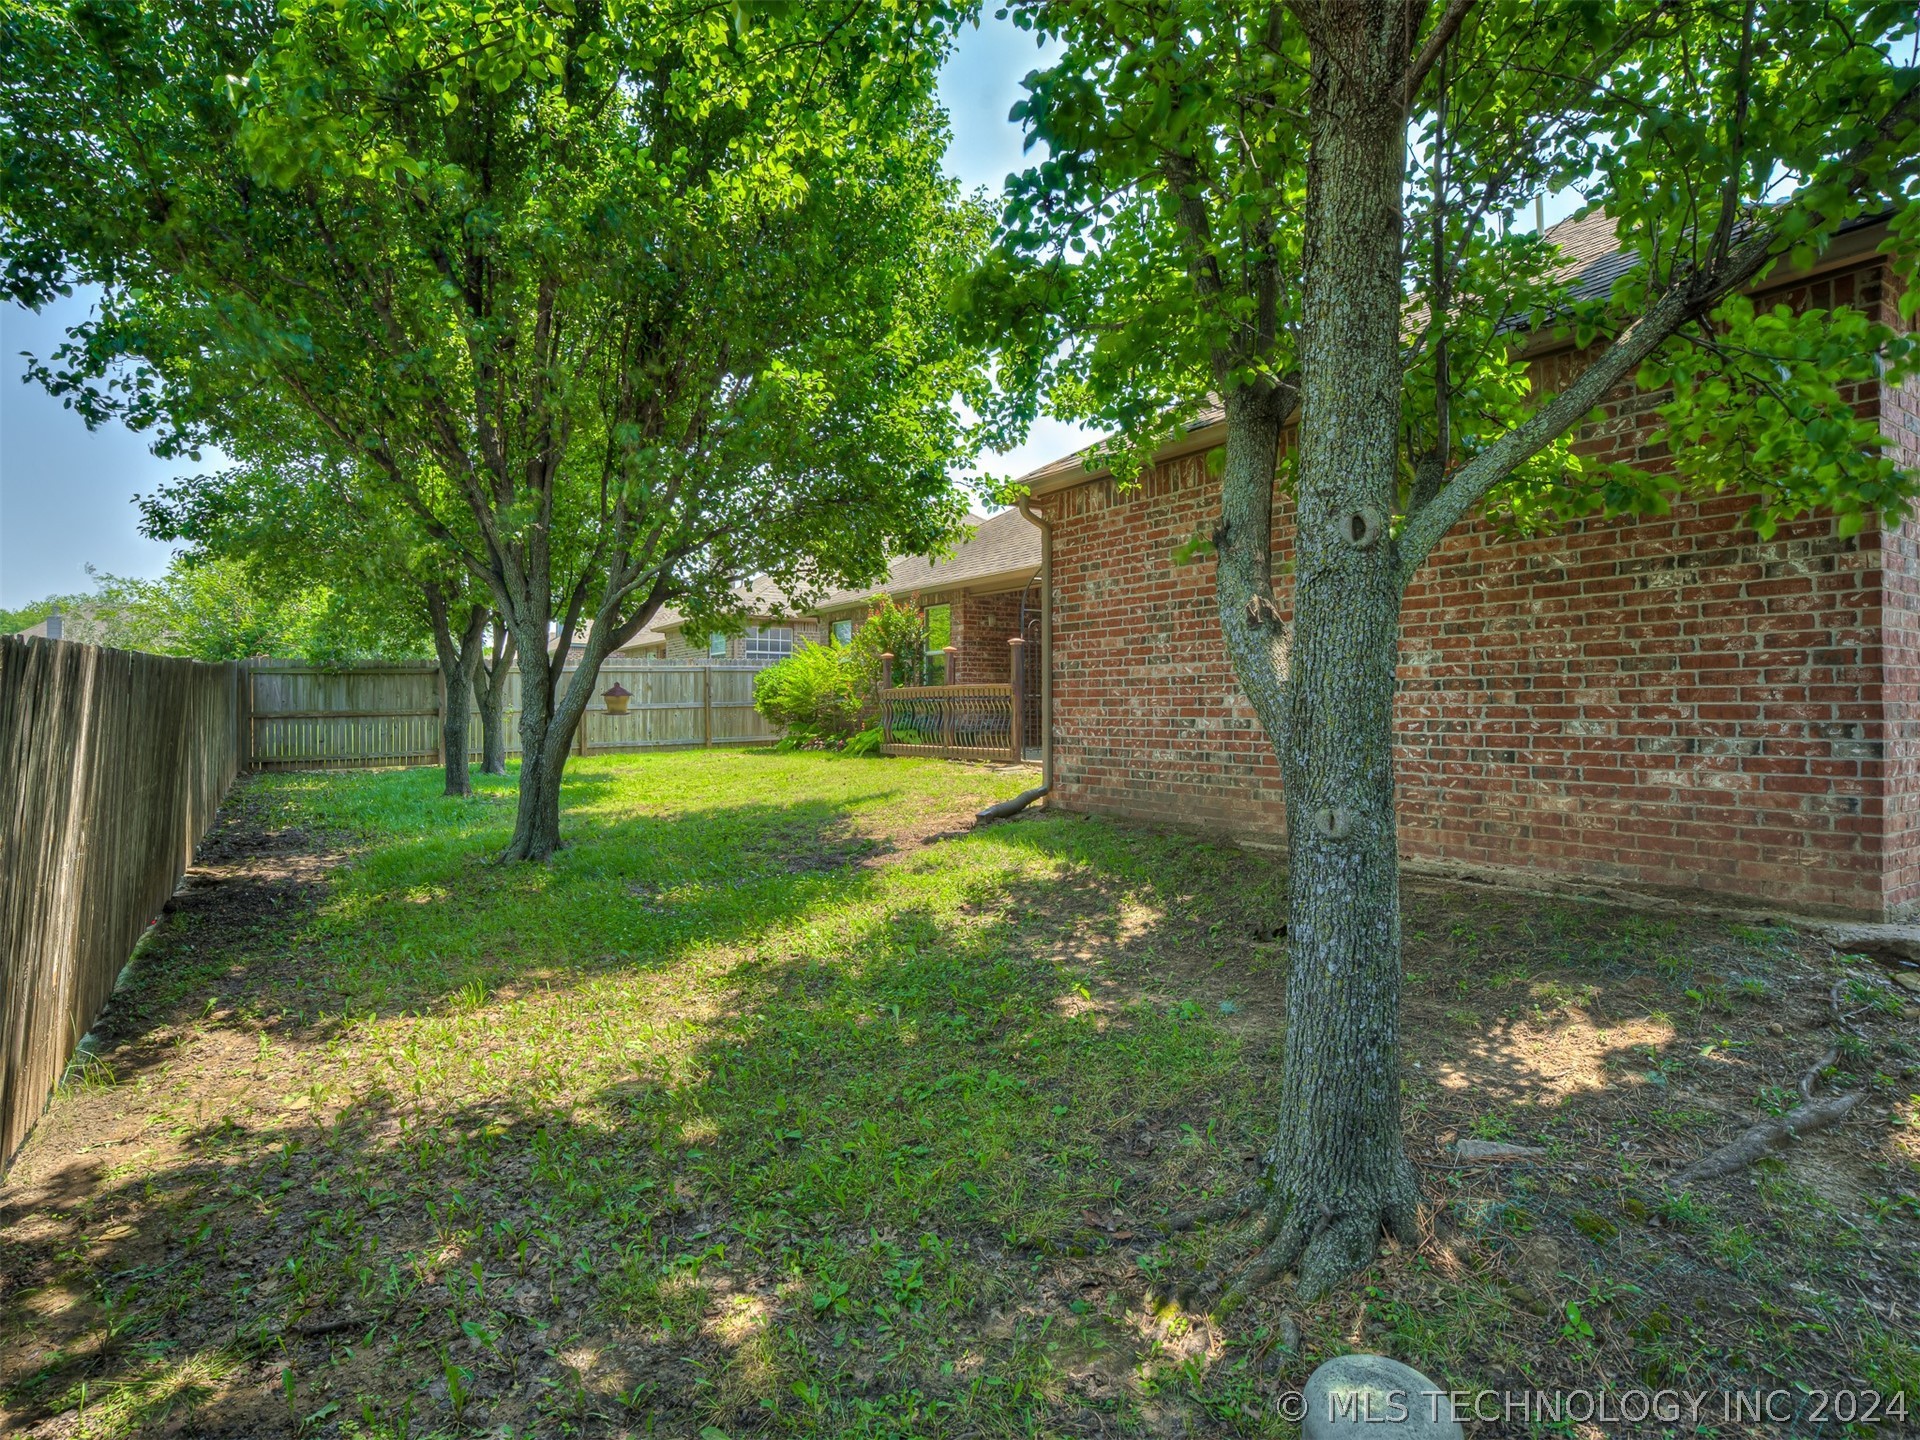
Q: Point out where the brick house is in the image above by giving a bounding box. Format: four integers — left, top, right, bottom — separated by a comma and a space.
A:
1014, 211, 1919, 920
612, 510, 1044, 686
618, 578, 827, 667
810, 507, 1042, 688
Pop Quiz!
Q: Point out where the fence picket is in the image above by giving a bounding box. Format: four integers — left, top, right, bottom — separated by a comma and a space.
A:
0, 637, 241, 1173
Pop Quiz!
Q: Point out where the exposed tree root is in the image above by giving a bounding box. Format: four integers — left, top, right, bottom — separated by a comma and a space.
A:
1154, 1165, 1422, 1315
1669, 1092, 1860, 1187
1669, 1045, 1857, 1187
1160, 1183, 1265, 1235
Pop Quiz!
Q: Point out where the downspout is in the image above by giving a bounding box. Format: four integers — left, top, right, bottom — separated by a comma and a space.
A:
977, 496, 1054, 821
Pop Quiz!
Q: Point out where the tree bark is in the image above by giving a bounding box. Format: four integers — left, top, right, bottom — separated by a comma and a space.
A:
501, 617, 570, 860
498, 612, 611, 862
475, 621, 514, 775
1197, 2, 1421, 1305
1269, 1, 1422, 1299
426, 584, 488, 799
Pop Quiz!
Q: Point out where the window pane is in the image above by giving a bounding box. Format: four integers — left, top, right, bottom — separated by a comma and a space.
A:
832, 619, 853, 646
708, 633, 728, 658
745, 625, 793, 664
925, 604, 951, 650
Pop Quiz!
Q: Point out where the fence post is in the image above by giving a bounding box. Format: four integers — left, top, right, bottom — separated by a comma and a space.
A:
878, 654, 893, 747
940, 668, 956, 753
238, 661, 254, 772
702, 667, 712, 747
434, 665, 447, 766
943, 644, 958, 685
1008, 637, 1026, 764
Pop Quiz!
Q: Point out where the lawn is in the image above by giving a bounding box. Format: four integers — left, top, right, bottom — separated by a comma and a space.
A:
1, 749, 1916, 1438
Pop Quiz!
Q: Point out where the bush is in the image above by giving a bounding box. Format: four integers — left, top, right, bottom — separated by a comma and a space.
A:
753, 597, 942, 749
753, 641, 867, 741
843, 725, 885, 756
848, 596, 930, 687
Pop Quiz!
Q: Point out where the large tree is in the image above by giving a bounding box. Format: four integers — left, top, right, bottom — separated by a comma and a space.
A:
2, 0, 981, 857
979, 0, 1920, 1301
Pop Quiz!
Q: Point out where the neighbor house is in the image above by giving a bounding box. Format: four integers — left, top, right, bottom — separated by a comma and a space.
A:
810, 507, 1043, 687
1012, 209, 1920, 920
616, 577, 825, 667
603, 510, 1045, 688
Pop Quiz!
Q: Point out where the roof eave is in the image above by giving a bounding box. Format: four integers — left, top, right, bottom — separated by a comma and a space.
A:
1019, 212, 1895, 494
1020, 420, 1229, 499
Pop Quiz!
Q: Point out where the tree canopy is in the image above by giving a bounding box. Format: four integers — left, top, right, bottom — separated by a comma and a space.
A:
0, 556, 419, 662
978, 1, 1920, 541
2, 0, 987, 855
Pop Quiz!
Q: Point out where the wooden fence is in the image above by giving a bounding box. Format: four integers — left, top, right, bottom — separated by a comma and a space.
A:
247, 660, 440, 769
0, 644, 781, 1175
0, 637, 244, 1172
247, 660, 777, 769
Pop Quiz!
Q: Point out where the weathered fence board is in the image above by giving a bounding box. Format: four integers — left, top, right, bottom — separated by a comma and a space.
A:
244, 660, 777, 768
247, 660, 441, 770
0, 637, 243, 1172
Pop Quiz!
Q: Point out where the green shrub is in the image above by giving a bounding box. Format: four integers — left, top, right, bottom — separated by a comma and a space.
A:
753, 641, 867, 740
754, 598, 943, 748
848, 596, 931, 687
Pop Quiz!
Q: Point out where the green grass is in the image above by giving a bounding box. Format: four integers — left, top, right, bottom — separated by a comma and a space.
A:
3, 751, 1276, 1437
4, 749, 1916, 1438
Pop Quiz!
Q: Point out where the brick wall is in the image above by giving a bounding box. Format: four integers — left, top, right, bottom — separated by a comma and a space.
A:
953, 588, 1032, 685
1039, 256, 1916, 918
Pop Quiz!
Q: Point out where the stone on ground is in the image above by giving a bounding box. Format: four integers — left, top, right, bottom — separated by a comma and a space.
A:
1302, 1354, 1463, 1440
1454, 1139, 1546, 1160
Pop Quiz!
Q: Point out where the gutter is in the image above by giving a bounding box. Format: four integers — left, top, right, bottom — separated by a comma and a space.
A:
977, 496, 1054, 821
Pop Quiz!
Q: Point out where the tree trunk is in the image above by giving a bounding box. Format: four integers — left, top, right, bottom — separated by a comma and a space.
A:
476, 624, 513, 775
478, 677, 508, 775
494, 578, 663, 862
1198, 4, 1420, 1305
1266, 5, 1421, 1298
439, 663, 474, 796
502, 619, 568, 860
499, 620, 601, 860
426, 585, 488, 799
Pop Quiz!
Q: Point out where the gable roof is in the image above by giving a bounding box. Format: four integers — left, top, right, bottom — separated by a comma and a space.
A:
818, 508, 1040, 608
627, 575, 803, 647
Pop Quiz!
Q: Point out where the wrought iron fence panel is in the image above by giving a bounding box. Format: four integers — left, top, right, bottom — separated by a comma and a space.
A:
878, 683, 1019, 762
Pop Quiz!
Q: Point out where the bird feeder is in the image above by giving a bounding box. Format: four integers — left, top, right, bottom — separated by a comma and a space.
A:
602, 681, 632, 715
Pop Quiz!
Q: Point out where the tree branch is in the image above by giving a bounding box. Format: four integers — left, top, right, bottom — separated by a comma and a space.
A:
1395, 77, 1920, 583
1403, 0, 1473, 103
1394, 224, 1777, 581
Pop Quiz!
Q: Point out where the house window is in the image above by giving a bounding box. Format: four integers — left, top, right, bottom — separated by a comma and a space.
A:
708, 633, 728, 658
745, 625, 793, 664
924, 604, 951, 683
832, 619, 853, 646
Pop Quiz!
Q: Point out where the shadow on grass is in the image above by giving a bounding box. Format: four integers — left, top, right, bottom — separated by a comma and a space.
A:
3, 771, 1914, 1438
0, 790, 1262, 1437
